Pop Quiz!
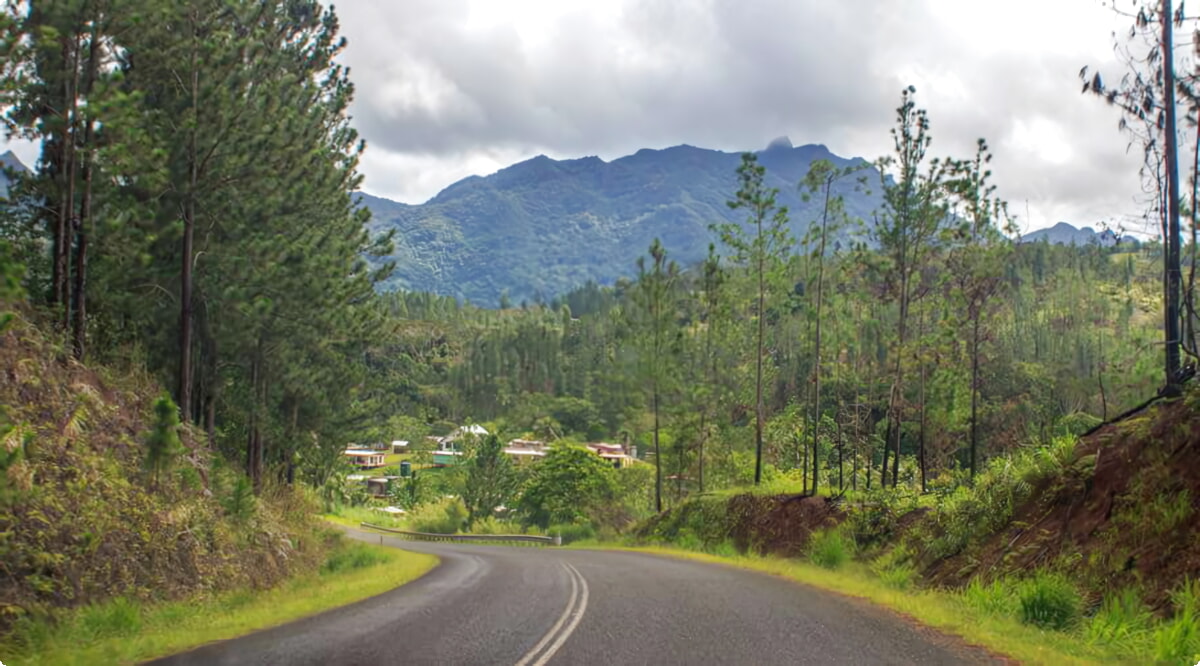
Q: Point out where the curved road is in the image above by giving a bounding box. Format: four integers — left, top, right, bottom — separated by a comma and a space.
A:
149, 528, 1001, 665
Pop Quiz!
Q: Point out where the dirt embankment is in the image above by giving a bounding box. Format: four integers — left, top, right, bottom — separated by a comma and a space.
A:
639, 392, 1200, 609
924, 396, 1200, 609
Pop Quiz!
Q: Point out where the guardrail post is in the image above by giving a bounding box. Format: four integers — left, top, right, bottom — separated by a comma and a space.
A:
554, 535, 562, 546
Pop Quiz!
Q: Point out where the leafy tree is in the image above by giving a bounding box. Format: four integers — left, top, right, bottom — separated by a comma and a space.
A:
517, 443, 617, 528
461, 434, 516, 524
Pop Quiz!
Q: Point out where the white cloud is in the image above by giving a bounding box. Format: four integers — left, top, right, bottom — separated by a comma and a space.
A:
0, 0, 1162, 235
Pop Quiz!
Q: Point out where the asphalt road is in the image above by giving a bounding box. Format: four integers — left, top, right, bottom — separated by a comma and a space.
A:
148, 528, 1002, 666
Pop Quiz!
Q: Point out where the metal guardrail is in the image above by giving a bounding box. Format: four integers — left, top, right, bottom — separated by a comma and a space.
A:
360, 522, 561, 546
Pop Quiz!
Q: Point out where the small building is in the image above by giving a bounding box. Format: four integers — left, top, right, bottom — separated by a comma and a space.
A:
366, 476, 398, 497
432, 440, 464, 466
344, 449, 387, 469
587, 442, 635, 469
391, 440, 409, 454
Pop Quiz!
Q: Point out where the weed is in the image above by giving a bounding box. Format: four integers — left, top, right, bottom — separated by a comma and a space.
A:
1017, 571, 1081, 631
807, 527, 854, 570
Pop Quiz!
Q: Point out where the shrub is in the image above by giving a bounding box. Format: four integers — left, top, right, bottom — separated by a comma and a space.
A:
467, 516, 515, 535
409, 497, 467, 534
1017, 572, 1081, 631
321, 543, 389, 575
962, 577, 1017, 617
807, 527, 854, 570
549, 521, 596, 545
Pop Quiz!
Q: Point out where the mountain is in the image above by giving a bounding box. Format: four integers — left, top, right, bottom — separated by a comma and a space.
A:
1020, 221, 1138, 248
360, 139, 881, 307
0, 150, 28, 199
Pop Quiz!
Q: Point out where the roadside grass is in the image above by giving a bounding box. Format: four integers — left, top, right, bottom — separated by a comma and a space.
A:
1, 541, 437, 666
323, 504, 407, 529
617, 546, 1137, 666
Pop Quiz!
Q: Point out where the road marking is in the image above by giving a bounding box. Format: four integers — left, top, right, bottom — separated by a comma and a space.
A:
529, 563, 589, 666
514, 562, 589, 666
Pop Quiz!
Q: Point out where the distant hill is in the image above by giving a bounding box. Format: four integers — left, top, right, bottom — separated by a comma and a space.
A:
0, 150, 27, 199
360, 138, 882, 307
1020, 221, 1139, 248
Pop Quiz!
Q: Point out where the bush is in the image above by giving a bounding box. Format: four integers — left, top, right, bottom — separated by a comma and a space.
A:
549, 521, 596, 545
467, 516, 516, 535
321, 543, 389, 575
807, 527, 854, 570
1017, 572, 1081, 631
962, 577, 1017, 617
409, 497, 467, 534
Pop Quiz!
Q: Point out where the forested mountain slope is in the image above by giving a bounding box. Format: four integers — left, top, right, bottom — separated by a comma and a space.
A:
361, 138, 877, 306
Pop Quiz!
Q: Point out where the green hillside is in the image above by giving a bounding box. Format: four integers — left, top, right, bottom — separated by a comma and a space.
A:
361, 139, 878, 306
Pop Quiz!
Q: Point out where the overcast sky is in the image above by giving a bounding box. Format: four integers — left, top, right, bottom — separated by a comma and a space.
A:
0, 0, 1163, 235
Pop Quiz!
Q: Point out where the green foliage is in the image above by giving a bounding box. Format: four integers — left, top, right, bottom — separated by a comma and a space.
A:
1016, 571, 1081, 631
409, 497, 468, 534
76, 597, 142, 640
1153, 579, 1200, 665
143, 394, 183, 489
549, 521, 597, 544
845, 485, 920, 547
1085, 588, 1153, 648
460, 434, 517, 523
320, 543, 389, 575
961, 577, 1018, 617
807, 527, 855, 570
223, 476, 257, 524
1055, 412, 1103, 438
517, 443, 618, 528
870, 545, 917, 590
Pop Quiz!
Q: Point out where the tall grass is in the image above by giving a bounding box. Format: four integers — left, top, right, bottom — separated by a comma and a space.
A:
1017, 572, 1081, 631
807, 527, 854, 569
1153, 579, 1200, 665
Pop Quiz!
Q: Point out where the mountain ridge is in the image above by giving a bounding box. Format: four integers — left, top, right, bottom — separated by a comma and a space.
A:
361, 140, 879, 306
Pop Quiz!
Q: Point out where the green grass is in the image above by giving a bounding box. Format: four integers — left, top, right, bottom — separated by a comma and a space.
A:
619, 546, 1135, 665
2, 541, 438, 666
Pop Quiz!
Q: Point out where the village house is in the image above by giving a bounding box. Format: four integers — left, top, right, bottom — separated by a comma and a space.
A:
344, 449, 386, 469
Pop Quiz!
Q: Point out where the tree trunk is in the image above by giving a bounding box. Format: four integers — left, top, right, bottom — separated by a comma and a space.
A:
969, 314, 981, 480
754, 228, 766, 485
1163, 0, 1183, 391
653, 385, 662, 513
179, 58, 199, 420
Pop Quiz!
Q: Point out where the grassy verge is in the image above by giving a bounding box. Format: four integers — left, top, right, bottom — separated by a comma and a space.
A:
2, 541, 437, 666
618, 546, 1134, 666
